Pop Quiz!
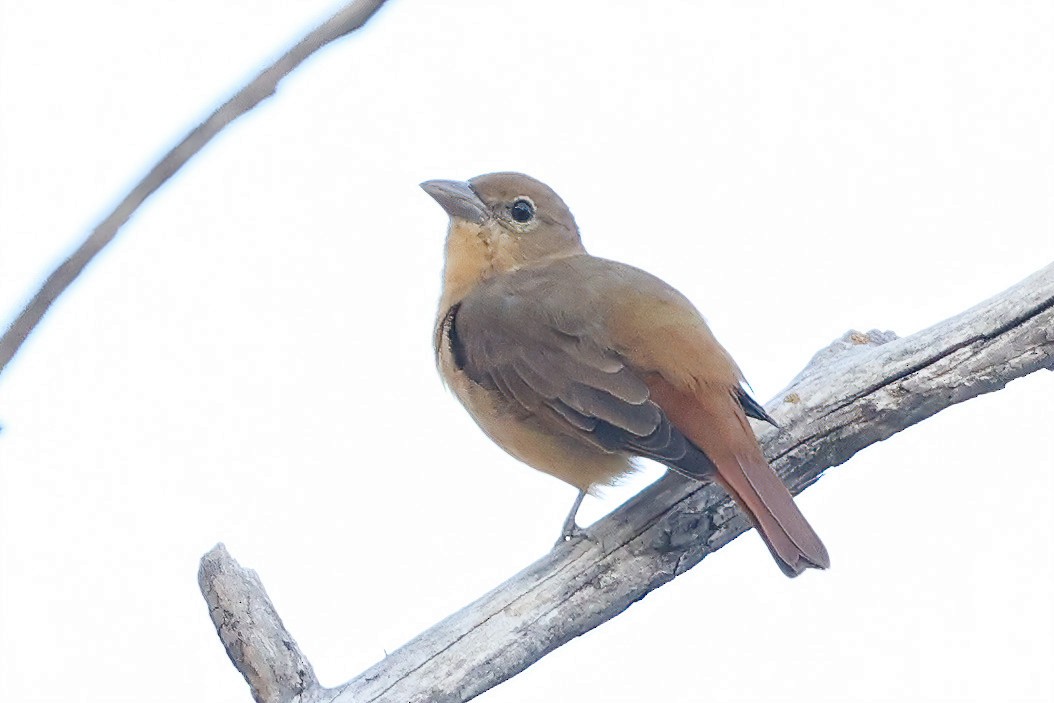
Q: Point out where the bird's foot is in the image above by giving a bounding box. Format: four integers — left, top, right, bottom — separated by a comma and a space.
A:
555, 522, 588, 546
554, 489, 589, 547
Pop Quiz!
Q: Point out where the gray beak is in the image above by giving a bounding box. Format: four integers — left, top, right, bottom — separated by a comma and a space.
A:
420, 179, 488, 224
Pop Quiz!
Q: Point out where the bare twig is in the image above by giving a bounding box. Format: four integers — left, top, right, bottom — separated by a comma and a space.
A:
0, 0, 391, 377
201, 263, 1054, 703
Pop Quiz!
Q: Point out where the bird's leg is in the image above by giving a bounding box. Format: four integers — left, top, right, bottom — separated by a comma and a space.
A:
557, 489, 587, 543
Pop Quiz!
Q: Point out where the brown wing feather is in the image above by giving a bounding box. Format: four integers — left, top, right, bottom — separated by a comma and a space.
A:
644, 374, 829, 577
447, 273, 699, 470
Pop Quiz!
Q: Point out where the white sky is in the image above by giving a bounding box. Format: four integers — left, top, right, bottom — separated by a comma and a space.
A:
1, 2, 1052, 702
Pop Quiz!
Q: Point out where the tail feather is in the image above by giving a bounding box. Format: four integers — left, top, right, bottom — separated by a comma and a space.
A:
718, 445, 829, 577
645, 375, 829, 577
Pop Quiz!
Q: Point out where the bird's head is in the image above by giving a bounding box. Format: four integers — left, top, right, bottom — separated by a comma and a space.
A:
422, 173, 585, 303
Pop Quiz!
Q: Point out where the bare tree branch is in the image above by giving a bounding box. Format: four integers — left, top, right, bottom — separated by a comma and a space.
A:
199, 545, 317, 703
0, 0, 390, 378
201, 263, 1054, 703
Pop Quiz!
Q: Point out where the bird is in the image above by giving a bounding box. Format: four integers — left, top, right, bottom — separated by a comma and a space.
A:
422, 172, 829, 577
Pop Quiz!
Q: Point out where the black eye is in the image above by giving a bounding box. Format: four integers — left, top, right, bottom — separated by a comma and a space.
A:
509, 198, 535, 223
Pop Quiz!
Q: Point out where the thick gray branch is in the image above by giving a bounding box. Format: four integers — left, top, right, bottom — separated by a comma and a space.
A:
201, 263, 1054, 703
199, 544, 318, 703
0, 0, 390, 378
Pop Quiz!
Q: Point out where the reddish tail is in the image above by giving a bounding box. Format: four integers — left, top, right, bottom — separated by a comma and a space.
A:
646, 376, 829, 577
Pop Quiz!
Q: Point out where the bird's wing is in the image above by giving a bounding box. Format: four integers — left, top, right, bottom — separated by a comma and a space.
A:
736, 386, 778, 426
579, 259, 827, 576
447, 262, 710, 470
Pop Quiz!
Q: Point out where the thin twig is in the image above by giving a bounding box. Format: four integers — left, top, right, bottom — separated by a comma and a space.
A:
0, 0, 391, 377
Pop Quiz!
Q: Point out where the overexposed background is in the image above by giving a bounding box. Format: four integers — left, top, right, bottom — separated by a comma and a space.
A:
1, 2, 1052, 701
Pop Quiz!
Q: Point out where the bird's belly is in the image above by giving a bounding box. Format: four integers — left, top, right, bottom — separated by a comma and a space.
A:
450, 370, 634, 493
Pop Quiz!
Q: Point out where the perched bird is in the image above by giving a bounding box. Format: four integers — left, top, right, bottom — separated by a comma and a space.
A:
422, 172, 829, 577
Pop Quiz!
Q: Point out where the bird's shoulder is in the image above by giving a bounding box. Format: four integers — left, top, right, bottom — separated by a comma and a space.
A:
464, 254, 696, 326
454, 253, 738, 387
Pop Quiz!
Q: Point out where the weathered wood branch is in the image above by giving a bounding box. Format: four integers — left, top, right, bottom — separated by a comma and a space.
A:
199, 545, 317, 703
200, 262, 1054, 703
0, 0, 390, 378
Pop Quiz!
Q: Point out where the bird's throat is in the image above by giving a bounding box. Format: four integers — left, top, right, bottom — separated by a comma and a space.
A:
439, 220, 520, 311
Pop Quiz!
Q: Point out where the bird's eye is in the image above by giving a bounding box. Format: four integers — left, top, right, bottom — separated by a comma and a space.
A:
509, 198, 535, 223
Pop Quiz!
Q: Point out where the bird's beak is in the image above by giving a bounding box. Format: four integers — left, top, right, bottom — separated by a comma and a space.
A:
420, 179, 488, 224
